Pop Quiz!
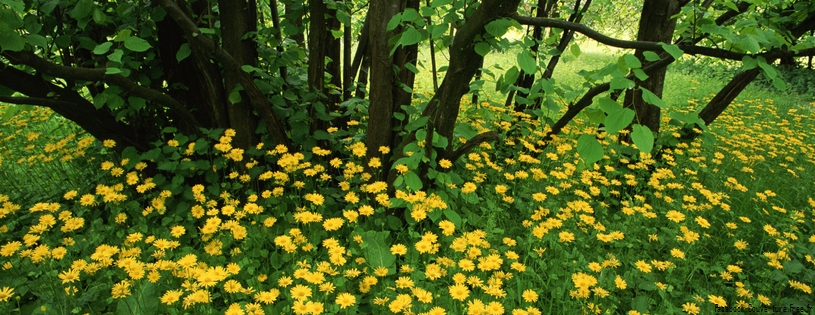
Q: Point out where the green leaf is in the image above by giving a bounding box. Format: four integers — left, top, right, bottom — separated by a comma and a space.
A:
577, 134, 603, 165
401, 9, 420, 23
658, 43, 683, 60
0, 0, 24, 12
107, 49, 123, 63
105, 67, 122, 75
604, 108, 635, 134
632, 69, 648, 81
26, 34, 47, 48
70, 0, 94, 19
405, 116, 429, 132
405, 171, 423, 191
399, 27, 423, 46
474, 42, 491, 56
92, 8, 107, 24
517, 51, 537, 74
631, 124, 655, 153
362, 231, 396, 270
642, 51, 661, 62
386, 14, 402, 31
0, 29, 25, 52
569, 44, 581, 57
623, 54, 642, 68
176, 43, 191, 62
128, 96, 146, 111
742, 55, 757, 70
336, 9, 351, 26
485, 18, 513, 37
755, 56, 776, 80
640, 88, 666, 108
443, 209, 461, 226
93, 42, 113, 55
124, 36, 151, 52
610, 77, 634, 90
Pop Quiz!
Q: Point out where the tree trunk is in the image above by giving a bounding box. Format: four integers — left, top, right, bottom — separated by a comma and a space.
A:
622, 0, 681, 133
220, 0, 261, 148
365, 0, 402, 164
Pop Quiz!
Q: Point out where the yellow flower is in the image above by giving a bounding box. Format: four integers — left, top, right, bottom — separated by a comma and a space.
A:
558, 231, 575, 243
103, 139, 116, 148
708, 294, 726, 307
323, 218, 344, 231
665, 210, 685, 222
111, 281, 131, 299
522, 289, 538, 302
0, 287, 14, 302
734, 240, 748, 250
635, 260, 652, 273
390, 244, 407, 256
439, 159, 452, 169
290, 284, 312, 301
615, 275, 627, 289
439, 220, 455, 236
59, 269, 80, 284
682, 302, 700, 314
170, 226, 186, 238
335, 292, 356, 309
448, 283, 470, 301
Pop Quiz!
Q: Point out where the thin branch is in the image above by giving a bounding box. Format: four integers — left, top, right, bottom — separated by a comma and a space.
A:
0, 95, 74, 108
2, 51, 202, 130
512, 14, 815, 60
444, 131, 499, 162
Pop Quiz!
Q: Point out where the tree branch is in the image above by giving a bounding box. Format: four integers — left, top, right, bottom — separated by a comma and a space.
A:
512, 14, 815, 60
158, 0, 291, 148
444, 131, 499, 162
0, 95, 75, 108
2, 51, 202, 131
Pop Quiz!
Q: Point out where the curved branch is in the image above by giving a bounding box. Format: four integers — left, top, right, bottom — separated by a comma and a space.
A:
511, 14, 815, 60
158, 0, 291, 148
2, 51, 202, 131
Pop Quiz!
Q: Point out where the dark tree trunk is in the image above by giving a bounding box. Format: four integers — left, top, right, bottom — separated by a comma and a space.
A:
622, 0, 681, 133
365, 0, 402, 164
220, 0, 261, 148
308, 0, 342, 134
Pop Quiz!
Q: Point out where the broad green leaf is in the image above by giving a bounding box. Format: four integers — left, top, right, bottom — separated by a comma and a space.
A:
362, 231, 396, 270
610, 77, 634, 90
399, 27, 422, 46
623, 54, 642, 68
741, 34, 760, 53
570, 43, 581, 57
658, 43, 683, 60
0, 0, 24, 12
176, 43, 191, 62
742, 55, 757, 70
128, 96, 146, 111
485, 18, 513, 37
604, 108, 635, 134
755, 56, 776, 80
107, 49, 123, 63
517, 51, 537, 74
93, 42, 112, 54
598, 97, 621, 113
0, 29, 25, 51
25, 34, 48, 49
387, 14, 402, 31
401, 9, 420, 23
405, 116, 429, 131
640, 88, 666, 108
92, 8, 107, 24
70, 0, 94, 19
585, 108, 606, 125
431, 0, 452, 6
475, 42, 491, 56
642, 51, 661, 62
105, 67, 122, 74
443, 209, 462, 227
336, 9, 351, 26
124, 36, 151, 52
0, 8, 23, 28
632, 69, 648, 81
631, 124, 655, 153
405, 171, 423, 191
577, 134, 603, 165
430, 24, 447, 39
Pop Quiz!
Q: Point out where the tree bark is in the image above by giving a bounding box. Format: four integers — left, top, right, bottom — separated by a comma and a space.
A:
220, 0, 261, 148
621, 0, 681, 133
